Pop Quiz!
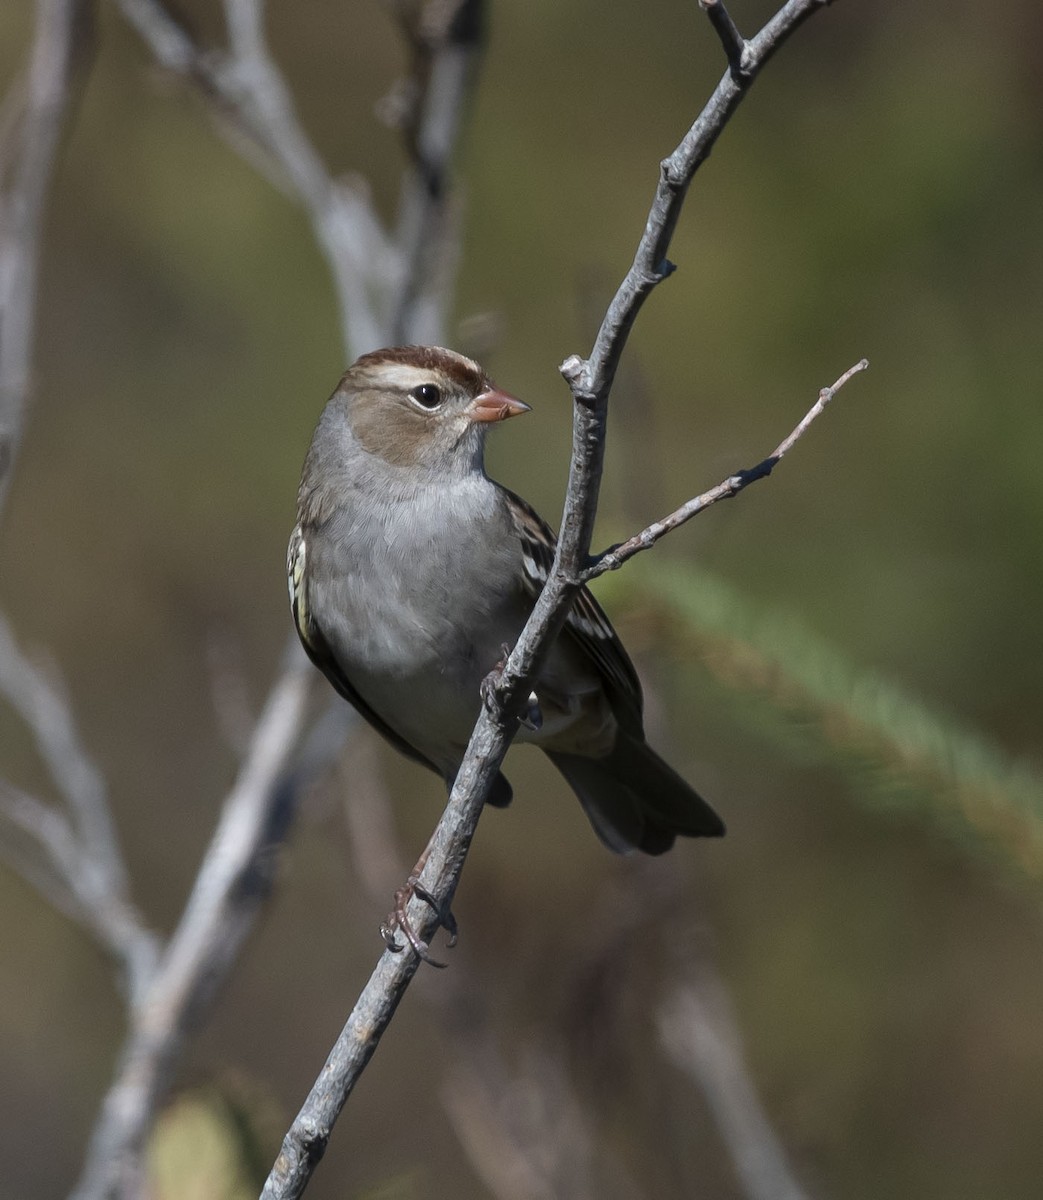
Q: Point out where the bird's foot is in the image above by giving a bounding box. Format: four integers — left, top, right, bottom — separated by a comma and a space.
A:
381, 874, 458, 969
481, 644, 542, 731
480, 642, 513, 711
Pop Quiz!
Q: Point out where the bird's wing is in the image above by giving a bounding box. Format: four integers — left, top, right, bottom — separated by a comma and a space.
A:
287, 524, 442, 774
503, 487, 644, 724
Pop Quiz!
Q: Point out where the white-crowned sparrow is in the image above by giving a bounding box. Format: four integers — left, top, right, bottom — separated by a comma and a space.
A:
288, 345, 724, 854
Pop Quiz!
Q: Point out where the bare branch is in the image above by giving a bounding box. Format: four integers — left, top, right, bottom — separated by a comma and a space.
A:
700, 0, 752, 78
660, 975, 812, 1200
0, 778, 86, 914
115, 0, 386, 356
502, 0, 839, 703
441, 1048, 602, 1200
0, 0, 162, 1034
0, 614, 120, 879
70, 649, 315, 1200
586, 359, 868, 579
386, 0, 485, 343
0, 613, 159, 1003
261, 3, 843, 1195
0, 0, 91, 521
115, 0, 481, 355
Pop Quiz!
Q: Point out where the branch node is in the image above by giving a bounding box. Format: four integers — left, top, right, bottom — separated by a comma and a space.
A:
699, 0, 752, 78
559, 354, 589, 389
657, 258, 677, 280
660, 156, 684, 192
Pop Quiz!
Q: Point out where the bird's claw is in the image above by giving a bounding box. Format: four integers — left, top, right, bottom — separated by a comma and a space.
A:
481, 644, 542, 733
480, 642, 513, 712
382, 875, 458, 969
479, 669, 501, 712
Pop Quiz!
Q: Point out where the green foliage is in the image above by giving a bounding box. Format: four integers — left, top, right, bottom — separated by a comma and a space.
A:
614, 561, 1043, 887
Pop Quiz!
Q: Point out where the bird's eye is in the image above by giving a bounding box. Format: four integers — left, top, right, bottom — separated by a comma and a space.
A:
409, 383, 443, 410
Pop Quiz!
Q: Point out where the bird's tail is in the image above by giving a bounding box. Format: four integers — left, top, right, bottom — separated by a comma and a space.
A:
546, 735, 724, 855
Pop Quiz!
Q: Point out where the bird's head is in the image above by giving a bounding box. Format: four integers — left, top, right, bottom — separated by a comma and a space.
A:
332, 345, 530, 478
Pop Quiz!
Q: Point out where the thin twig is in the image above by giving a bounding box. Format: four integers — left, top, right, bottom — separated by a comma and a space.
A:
586, 358, 868, 579
261, 3, 841, 1195
0, 0, 91, 522
0, 613, 158, 1004
441, 1048, 603, 1200
0, 614, 121, 880
387, 0, 485, 343
700, 0, 751, 78
0, 779, 90, 916
660, 975, 813, 1200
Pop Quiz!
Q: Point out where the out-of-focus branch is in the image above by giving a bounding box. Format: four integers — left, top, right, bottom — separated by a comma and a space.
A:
441, 1047, 603, 1200
117, 0, 385, 356
660, 972, 812, 1200
385, 0, 484, 344
586, 359, 868, 579
261, 4, 843, 1196
116, 0, 483, 353
0, 613, 158, 1005
70, 650, 314, 1200
0, 0, 91, 522
66, 4, 487, 1197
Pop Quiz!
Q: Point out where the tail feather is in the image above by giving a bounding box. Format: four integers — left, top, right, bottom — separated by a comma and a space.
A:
546, 735, 724, 855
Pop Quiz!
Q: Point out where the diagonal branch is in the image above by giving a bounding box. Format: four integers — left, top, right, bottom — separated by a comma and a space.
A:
70, 651, 315, 1200
700, 0, 752, 78
586, 358, 868, 579
116, 0, 483, 354
660, 973, 812, 1200
261, 2, 845, 1196
0, 612, 159, 1005
117, 0, 386, 356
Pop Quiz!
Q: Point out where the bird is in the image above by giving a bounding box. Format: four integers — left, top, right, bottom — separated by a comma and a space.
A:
288, 345, 723, 883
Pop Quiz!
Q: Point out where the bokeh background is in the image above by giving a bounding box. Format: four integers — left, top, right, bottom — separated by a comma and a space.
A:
3, 0, 1043, 1196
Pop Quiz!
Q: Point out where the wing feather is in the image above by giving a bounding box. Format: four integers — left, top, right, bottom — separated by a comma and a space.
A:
502, 488, 644, 725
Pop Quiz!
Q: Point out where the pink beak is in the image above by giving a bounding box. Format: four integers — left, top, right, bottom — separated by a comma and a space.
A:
468, 388, 531, 423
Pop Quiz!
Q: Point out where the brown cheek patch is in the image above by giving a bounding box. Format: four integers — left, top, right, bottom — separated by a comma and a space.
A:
351, 396, 428, 469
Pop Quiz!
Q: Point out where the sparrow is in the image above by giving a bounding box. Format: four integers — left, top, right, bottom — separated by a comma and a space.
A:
288, 345, 724, 859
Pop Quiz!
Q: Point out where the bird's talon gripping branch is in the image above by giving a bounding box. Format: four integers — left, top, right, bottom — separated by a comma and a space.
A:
480, 641, 513, 711
382, 875, 457, 968
413, 881, 458, 946
379, 920, 404, 954
479, 668, 502, 712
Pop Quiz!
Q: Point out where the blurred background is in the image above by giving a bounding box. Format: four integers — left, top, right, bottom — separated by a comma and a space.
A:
3, 0, 1043, 1196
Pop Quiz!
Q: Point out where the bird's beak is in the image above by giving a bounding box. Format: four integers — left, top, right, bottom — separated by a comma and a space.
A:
468, 388, 531, 424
